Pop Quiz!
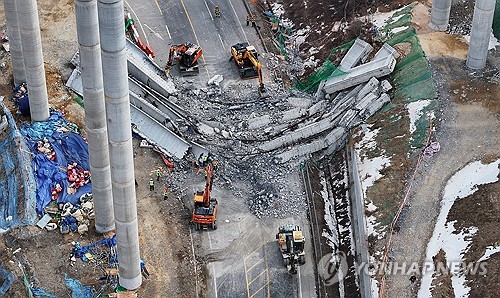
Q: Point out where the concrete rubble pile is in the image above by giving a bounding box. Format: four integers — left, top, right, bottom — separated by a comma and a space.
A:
64, 36, 396, 219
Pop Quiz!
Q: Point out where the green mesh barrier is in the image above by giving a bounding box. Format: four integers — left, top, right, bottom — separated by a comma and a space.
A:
293, 39, 355, 92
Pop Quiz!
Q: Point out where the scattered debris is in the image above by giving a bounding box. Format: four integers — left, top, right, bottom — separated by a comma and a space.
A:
423, 141, 441, 156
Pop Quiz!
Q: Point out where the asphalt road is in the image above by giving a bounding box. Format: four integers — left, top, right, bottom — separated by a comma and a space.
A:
125, 0, 266, 89
125, 1, 316, 297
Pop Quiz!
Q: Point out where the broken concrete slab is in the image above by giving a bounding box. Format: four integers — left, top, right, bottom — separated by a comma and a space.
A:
207, 74, 223, 86
259, 117, 334, 152
338, 38, 373, 71
380, 80, 392, 92
307, 100, 327, 116
247, 114, 271, 130
287, 97, 313, 108
282, 108, 308, 122
372, 43, 400, 61
356, 77, 380, 102
323, 55, 397, 94
130, 102, 190, 159
276, 127, 347, 162
361, 93, 390, 119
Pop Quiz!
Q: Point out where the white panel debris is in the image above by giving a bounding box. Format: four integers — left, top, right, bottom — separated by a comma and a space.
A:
339, 38, 374, 71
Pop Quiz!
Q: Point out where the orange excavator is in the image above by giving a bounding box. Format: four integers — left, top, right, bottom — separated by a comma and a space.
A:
192, 163, 218, 230
230, 42, 265, 94
166, 42, 203, 75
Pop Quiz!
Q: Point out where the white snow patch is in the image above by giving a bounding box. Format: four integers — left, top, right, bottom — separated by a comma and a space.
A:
354, 125, 391, 239
418, 159, 500, 298
321, 173, 340, 251
463, 32, 500, 50
371, 5, 409, 28
367, 202, 378, 212
371, 278, 380, 298
407, 99, 432, 135
478, 245, 500, 263
390, 26, 408, 34
358, 155, 391, 198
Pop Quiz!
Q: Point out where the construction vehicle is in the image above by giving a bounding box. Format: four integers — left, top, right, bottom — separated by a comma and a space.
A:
230, 42, 266, 93
192, 163, 218, 230
125, 13, 155, 58
276, 224, 306, 274
166, 42, 203, 75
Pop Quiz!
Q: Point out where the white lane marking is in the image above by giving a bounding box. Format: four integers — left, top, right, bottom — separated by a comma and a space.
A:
124, 0, 150, 45
144, 23, 164, 41
165, 25, 172, 40
298, 265, 303, 298
204, 0, 214, 21
218, 34, 225, 49
228, 0, 249, 44
208, 231, 218, 298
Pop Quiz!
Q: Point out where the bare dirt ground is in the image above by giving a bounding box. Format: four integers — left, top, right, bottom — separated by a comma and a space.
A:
0, 2, 196, 297
384, 2, 500, 297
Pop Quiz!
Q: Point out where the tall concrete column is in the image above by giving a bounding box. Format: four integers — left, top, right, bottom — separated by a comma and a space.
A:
98, 0, 142, 290
466, 0, 496, 69
3, 0, 26, 86
16, 0, 49, 122
75, 0, 115, 233
429, 0, 452, 31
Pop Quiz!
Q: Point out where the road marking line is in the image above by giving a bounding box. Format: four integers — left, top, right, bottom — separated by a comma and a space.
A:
154, 0, 163, 15
228, 0, 249, 44
243, 258, 251, 298
204, 0, 214, 20
298, 265, 303, 298
207, 231, 218, 298
124, 0, 150, 45
144, 23, 164, 40
249, 281, 270, 298
246, 258, 264, 272
179, 0, 210, 77
248, 269, 267, 285
165, 25, 172, 40
217, 34, 225, 50
244, 245, 262, 261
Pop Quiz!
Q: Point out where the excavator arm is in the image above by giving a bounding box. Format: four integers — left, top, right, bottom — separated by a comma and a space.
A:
244, 51, 266, 93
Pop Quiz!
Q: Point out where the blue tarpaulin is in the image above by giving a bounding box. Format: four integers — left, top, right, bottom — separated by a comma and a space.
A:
64, 274, 94, 298
20, 111, 92, 215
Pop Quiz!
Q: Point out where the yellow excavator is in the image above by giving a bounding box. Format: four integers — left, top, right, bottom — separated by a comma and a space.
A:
230, 42, 266, 94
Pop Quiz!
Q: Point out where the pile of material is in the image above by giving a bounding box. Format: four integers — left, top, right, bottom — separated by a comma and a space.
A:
67, 163, 91, 192
38, 193, 95, 234
35, 138, 56, 160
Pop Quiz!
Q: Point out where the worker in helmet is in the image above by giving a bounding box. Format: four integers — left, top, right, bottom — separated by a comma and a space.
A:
214, 5, 221, 18
149, 178, 154, 191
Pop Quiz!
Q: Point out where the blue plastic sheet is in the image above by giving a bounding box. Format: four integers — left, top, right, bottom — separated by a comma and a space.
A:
0, 264, 15, 296
64, 274, 94, 298
21, 111, 91, 215
31, 287, 57, 298
72, 234, 117, 263
0, 102, 37, 230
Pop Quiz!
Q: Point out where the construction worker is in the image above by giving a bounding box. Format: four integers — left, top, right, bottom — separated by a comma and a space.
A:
251, 14, 257, 28
155, 169, 161, 181
214, 5, 221, 18
246, 13, 251, 26
163, 187, 168, 200
149, 178, 154, 191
